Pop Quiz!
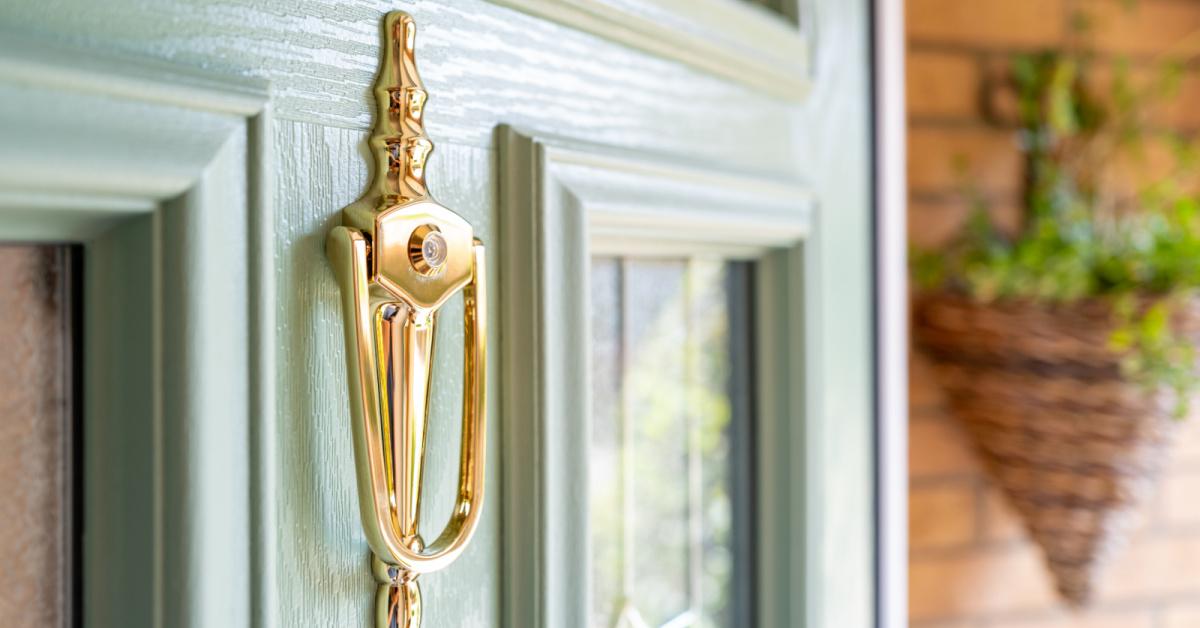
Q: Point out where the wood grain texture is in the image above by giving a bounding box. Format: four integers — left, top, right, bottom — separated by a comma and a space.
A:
274, 119, 500, 627
0, 246, 69, 628
0, 0, 797, 174
488, 0, 809, 99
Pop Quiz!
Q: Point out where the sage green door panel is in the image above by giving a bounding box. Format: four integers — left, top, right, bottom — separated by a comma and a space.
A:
273, 120, 501, 625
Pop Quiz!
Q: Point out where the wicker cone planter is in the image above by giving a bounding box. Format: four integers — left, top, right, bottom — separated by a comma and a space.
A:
913, 294, 1188, 606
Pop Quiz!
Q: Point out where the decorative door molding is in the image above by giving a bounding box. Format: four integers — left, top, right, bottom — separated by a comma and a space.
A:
0, 32, 273, 628
484, 0, 811, 101
498, 126, 812, 627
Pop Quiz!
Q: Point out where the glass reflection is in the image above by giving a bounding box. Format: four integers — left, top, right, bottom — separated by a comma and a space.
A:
588, 257, 752, 628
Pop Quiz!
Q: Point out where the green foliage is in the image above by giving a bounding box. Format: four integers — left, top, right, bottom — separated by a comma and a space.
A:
913, 36, 1200, 416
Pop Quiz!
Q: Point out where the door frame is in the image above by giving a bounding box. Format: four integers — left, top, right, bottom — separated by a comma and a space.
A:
872, 0, 909, 626
0, 33, 273, 627
497, 0, 885, 601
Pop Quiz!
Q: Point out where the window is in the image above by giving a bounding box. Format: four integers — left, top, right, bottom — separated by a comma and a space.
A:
589, 257, 756, 628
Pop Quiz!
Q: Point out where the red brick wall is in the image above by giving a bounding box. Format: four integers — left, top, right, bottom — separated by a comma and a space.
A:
907, 1, 1200, 625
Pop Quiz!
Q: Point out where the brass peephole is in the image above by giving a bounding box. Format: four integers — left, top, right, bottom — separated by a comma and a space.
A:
325, 11, 487, 628
408, 224, 448, 275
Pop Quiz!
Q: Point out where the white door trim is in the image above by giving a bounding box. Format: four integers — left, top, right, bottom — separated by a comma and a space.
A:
873, 0, 909, 625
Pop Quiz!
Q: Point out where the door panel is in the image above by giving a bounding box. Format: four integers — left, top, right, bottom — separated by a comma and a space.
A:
0, 0, 798, 170
274, 120, 500, 626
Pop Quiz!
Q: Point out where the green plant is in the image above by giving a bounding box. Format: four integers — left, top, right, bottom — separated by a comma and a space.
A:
912, 27, 1200, 416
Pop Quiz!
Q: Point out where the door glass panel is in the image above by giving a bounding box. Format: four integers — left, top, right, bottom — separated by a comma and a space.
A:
589, 257, 755, 628
0, 245, 80, 627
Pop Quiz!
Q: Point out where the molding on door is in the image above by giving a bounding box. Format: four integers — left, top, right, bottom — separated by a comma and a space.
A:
0, 35, 274, 628
486, 0, 810, 101
0, 34, 266, 117
498, 125, 811, 627
548, 145, 811, 258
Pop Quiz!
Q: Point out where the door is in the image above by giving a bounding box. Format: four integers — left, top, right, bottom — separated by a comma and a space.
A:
0, 0, 876, 626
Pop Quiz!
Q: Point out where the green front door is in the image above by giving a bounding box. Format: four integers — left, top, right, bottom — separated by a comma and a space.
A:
0, 1, 876, 625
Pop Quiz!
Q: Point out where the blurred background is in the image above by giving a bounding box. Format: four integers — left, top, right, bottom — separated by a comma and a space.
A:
907, 1, 1200, 627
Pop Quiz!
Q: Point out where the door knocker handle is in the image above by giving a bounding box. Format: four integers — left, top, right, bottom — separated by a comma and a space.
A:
326, 11, 486, 628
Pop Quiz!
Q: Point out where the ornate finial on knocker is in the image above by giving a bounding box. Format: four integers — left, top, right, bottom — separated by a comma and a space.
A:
326, 11, 488, 628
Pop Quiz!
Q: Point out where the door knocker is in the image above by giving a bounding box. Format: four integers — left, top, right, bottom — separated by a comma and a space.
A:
326, 11, 486, 628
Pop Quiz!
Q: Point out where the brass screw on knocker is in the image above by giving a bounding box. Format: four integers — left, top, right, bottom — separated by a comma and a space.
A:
326, 11, 487, 628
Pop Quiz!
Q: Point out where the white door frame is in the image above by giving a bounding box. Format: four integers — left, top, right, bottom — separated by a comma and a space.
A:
872, 0, 909, 626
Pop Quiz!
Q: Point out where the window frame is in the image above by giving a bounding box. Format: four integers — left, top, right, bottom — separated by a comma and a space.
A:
498, 126, 813, 627
0, 34, 272, 627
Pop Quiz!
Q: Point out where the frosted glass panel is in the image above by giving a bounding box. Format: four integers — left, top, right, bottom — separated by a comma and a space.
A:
0, 245, 78, 627
588, 257, 753, 628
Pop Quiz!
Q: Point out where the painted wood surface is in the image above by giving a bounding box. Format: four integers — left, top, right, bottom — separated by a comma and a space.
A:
792, 1, 876, 625
487, 0, 810, 99
85, 217, 157, 628
498, 127, 813, 628
0, 40, 268, 627
274, 120, 501, 626
0, 0, 799, 173
0, 0, 875, 626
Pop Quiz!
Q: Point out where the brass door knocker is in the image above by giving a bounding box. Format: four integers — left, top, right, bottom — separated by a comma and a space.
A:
326, 11, 486, 628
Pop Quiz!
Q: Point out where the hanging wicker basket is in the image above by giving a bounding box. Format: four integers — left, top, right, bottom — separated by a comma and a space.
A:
912, 294, 1188, 605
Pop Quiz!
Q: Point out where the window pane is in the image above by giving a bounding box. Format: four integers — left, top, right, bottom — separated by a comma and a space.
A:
0, 245, 80, 627
590, 258, 624, 627
625, 259, 690, 625
588, 256, 755, 628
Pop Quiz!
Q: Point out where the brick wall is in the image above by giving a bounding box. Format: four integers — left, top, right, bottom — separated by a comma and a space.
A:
907, 1, 1200, 626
